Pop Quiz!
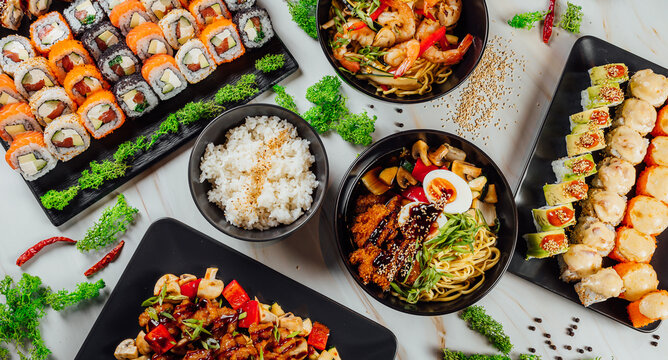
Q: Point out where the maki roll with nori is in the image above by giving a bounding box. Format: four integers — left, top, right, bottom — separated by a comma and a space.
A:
0, 0, 23, 31
98, 0, 124, 16
0, 103, 42, 143
189, 0, 230, 28
0, 73, 24, 107
63, 0, 106, 35
142, 0, 181, 21
589, 63, 629, 86
175, 39, 215, 83
126, 22, 173, 60
81, 21, 122, 60
222, 0, 254, 12
63, 64, 108, 105
13, 57, 57, 99
109, 0, 151, 35
141, 54, 186, 100
4, 131, 57, 180
77, 90, 125, 138
44, 113, 90, 161
29, 12, 73, 54
47, 39, 94, 83
233, 7, 273, 49
98, 43, 141, 82
112, 74, 158, 118
159, 9, 199, 50
28, 86, 76, 126
0, 35, 35, 76
200, 19, 244, 64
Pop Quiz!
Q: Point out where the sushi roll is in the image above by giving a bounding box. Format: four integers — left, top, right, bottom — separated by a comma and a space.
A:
565, 129, 605, 157
653, 105, 668, 136
63, 64, 108, 105
613, 98, 657, 136
0, 73, 25, 108
47, 39, 94, 83
43, 113, 90, 161
28, 86, 76, 126
98, 0, 125, 16
126, 22, 173, 60
175, 38, 215, 83
636, 166, 668, 204
543, 179, 588, 206
581, 83, 624, 110
63, 0, 105, 36
159, 9, 200, 49
572, 216, 616, 257
627, 290, 668, 328
645, 136, 667, 167
574, 268, 623, 307
588, 63, 629, 86
569, 107, 610, 133
233, 7, 274, 49
29, 12, 73, 55
109, 0, 151, 35
591, 156, 636, 195
111, 74, 158, 118
0, 0, 23, 31
532, 203, 576, 232
605, 125, 648, 165
222, 0, 254, 12
77, 90, 125, 138
0, 103, 42, 143
580, 188, 627, 226
0, 35, 36, 76
189, 0, 230, 28
98, 43, 141, 82
614, 263, 659, 302
4, 131, 57, 180
141, 54, 186, 100
14, 57, 57, 99
558, 244, 602, 283
609, 226, 656, 263
622, 195, 668, 236
629, 69, 668, 108
200, 19, 244, 64
523, 229, 569, 260
26, 0, 52, 17
551, 154, 596, 182
142, 0, 181, 21
81, 21, 122, 60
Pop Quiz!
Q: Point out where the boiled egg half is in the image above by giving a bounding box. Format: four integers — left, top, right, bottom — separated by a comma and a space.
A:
422, 169, 472, 214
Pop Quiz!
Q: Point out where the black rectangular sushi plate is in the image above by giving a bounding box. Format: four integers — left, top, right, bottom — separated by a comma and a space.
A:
0, 4, 299, 226
510, 36, 667, 332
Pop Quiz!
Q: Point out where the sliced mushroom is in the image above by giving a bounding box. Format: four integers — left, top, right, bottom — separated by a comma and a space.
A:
396, 167, 417, 189
135, 331, 151, 355
445, 145, 466, 161
260, 307, 279, 324
197, 267, 224, 299
428, 144, 450, 166
301, 318, 313, 336
411, 140, 431, 166
114, 339, 139, 360
153, 274, 180, 296
361, 167, 391, 195
178, 273, 197, 286
278, 313, 304, 334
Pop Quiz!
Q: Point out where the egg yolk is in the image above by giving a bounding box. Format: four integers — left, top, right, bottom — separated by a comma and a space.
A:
426, 178, 457, 205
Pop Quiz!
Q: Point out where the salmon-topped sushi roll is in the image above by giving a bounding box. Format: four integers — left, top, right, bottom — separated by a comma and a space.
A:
614, 262, 659, 302
574, 267, 624, 307
0, 73, 25, 108
645, 136, 668, 167
628, 290, 668, 328
5, 131, 57, 180
142, 0, 181, 21
29, 12, 73, 55
609, 226, 656, 263
654, 105, 668, 137
77, 90, 125, 138
0, 102, 43, 143
109, 0, 151, 35
189, 0, 230, 28
0, 35, 36, 77
64, 64, 109, 105
622, 195, 668, 236
28, 86, 77, 126
126, 22, 173, 60
13, 57, 57, 99
47, 39, 94, 83
636, 166, 668, 204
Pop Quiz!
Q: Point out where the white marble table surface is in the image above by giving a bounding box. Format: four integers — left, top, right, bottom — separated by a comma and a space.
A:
1, 0, 667, 359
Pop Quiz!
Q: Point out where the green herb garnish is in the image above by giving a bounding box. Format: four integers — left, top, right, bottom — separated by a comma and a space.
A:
238, 312, 247, 320
507, 11, 548, 30
286, 0, 318, 39
558, 2, 584, 34
215, 74, 259, 104
108, 55, 123, 67
82, 14, 96, 25
287, 331, 301, 338
75, 194, 138, 252
335, 111, 376, 146
460, 306, 513, 355
45, 279, 106, 311
272, 85, 298, 113
183, 319, 212, 340
255, 53, 286, 73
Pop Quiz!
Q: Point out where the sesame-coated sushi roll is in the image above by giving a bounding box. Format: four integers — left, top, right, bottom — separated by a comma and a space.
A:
605, 125, 648, 165
47, 39, 94, 83
574, 268, 623, 307
580, 188, 627, 226
571, 216, 616, 257
142, 0, 181, 21
63, 64, 108, 105
591, 156, 636, 195
189, 0, 230, 28
523, 229, 569, 259
613, 262, 659, 302
581, 83, 624, 110
622, 195, 668, 236
81, 21, 122, 60
109, 0, 151, 35
30, 12, 73, 55
636, 166, 668, 204
14, 57, 57, 99
629, 69, 668, 108
112, 74, 158, 118
645, 136, 667, 167
159, 9, 199, 49
0, 102, 42, 143
63, 0, 106, 36
569, 107, 611, 134
543, 178, 588, 206
141, 54, 186, 100
627, 290, 668, 328
126, 22, 173, 60
532, 203, 576, 232
4, 131, 57, 180
98, 0, 124, 16
200, 19, 244, 64
233, 7, 274, 49
222, 0, 254, 12
175, 39, 215, 83
44, 113, 90, 161
565, 129, 606, 157
98, 43, 141, 82
0, 73, 25, 108
588, 63, 629, 86
613, 98, 657, 136
28, 86, 76, 126
0, 35, 36, 76
0, 0, 23, 31
77, 90, 125, 138
609, 226, 656, 263
551, 153, 596, 182
558, 244, 602, 283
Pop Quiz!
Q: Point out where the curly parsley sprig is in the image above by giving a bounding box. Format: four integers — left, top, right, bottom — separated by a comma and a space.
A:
507, 11, 548, 30
558, 2, 584, 34
460, 306, 513, 355
76, 194, 138, 252
255, 54, 286, 73
286, 0, 318, 39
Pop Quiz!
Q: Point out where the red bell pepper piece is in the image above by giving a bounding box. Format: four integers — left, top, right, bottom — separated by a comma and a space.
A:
238, 300, 260, 328
347, 2, 388, 31
307, 322, 330, 351
418, 26, 447, 57
543, 0, 556, 43
412, 158, 438, 182
179, 278, 201, 299
222, 280, 251, 310
145, 324, 176, 354
401, 186, 429, 203
347, 21, 367, 31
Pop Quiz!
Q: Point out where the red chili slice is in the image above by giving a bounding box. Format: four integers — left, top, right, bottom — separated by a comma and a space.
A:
16, 236, 77, 266
84, 240, 124, 276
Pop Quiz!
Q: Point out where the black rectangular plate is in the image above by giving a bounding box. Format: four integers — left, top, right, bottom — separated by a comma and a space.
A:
510, 36, 667, 332
74, 218, 397, 359
0, 3, 298, 226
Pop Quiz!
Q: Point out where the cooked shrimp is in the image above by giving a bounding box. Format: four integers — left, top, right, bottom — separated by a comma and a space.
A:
384, 39, 420, 77
416, 18, 441, 41
424, 0, 462, 27
376, 0, 416, 44
421, 33, 473, 65
345, 20, 376, 47
372, 27, 396, 48
333, 33, 361, 73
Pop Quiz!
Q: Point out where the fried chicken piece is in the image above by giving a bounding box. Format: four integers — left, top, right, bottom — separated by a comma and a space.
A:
216, 333, 257, 360
350, 196, 401, 248
248, 322, 274, 343
211, 307, 239, 338
349, 245, 386, 288
138, 303, 174, 327
184, 349, 214, 360
353, 193, 387, 214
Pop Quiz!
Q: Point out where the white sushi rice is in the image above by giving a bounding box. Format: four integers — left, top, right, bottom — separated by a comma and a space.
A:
199, 116, 318, 230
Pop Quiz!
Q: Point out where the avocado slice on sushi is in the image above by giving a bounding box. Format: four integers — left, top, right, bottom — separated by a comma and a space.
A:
0, 92, 19, 106
148, 39, 167, 55
566, 129, 606, 157
589, 63, 629, 86
18, 153, 48, 175
532, 204, 576, 232
159, 69, 181, 94
129, 12, 145, 29
5, 124, 26, 138
543, 179, 588, 206
523, 229, 569, 260
52, 129, 84, 147
581, 83, 624, 110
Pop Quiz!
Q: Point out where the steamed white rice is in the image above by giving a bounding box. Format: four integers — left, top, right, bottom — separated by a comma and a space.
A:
199, 116, 318, 230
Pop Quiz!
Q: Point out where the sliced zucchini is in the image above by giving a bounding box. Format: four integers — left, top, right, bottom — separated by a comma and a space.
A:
471, 190, 481, 199
468, 176, 487, 191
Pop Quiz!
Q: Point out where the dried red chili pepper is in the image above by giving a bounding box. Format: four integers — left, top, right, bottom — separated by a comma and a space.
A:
84, 240, 125, 277
543, 0, 556, 43
16, 236, 77, 267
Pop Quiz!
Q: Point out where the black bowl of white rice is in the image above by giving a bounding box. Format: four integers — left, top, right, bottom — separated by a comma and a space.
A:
188, 104, 329, 242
